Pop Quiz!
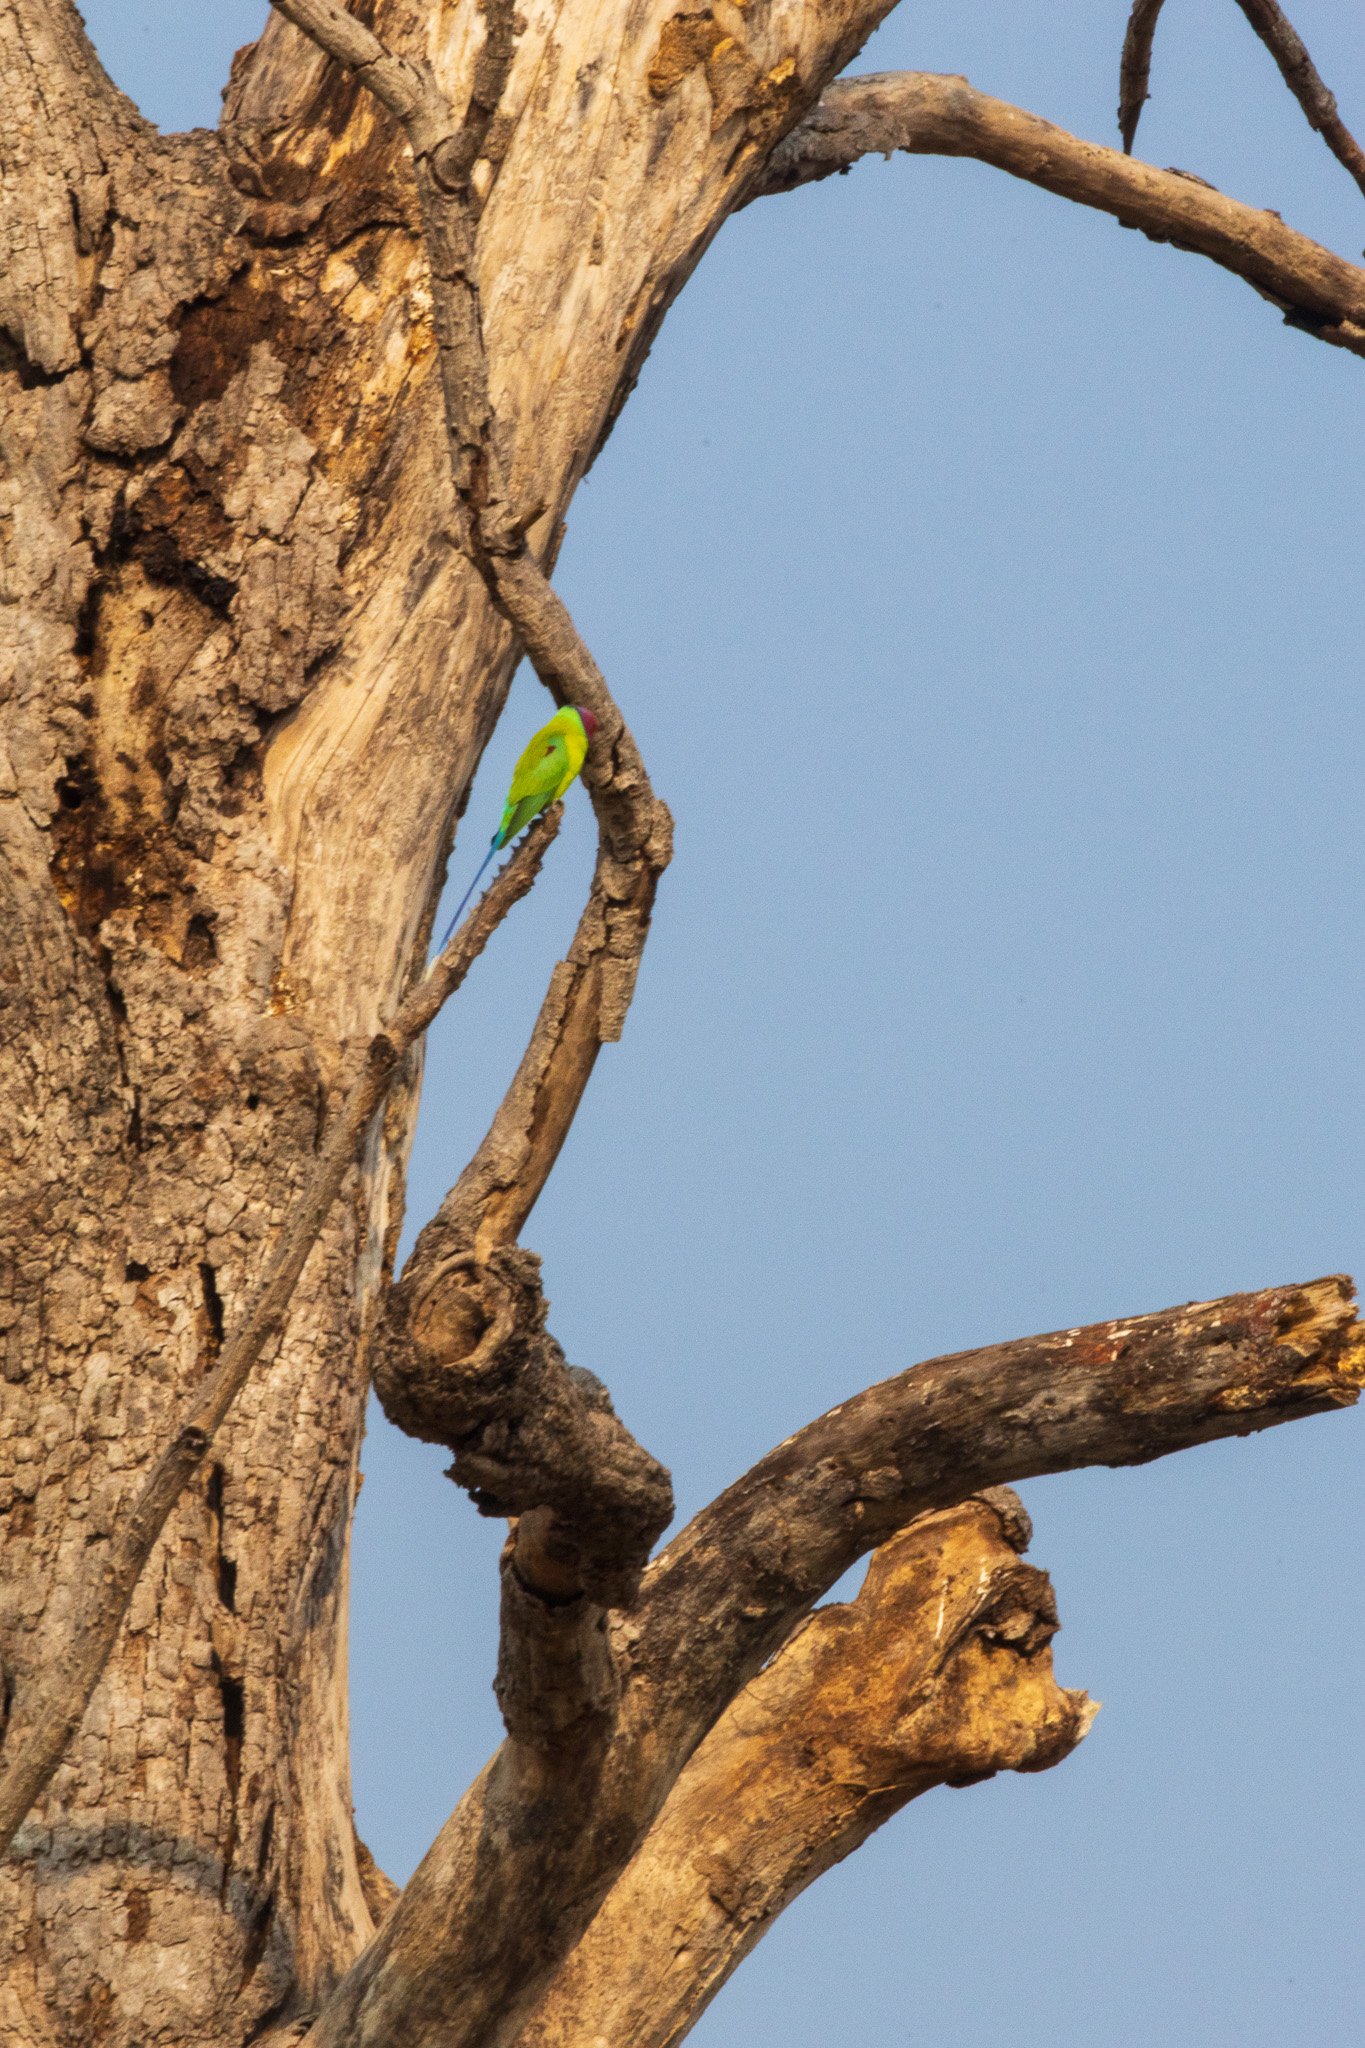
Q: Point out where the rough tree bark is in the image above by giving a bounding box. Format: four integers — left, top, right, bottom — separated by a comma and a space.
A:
1, 3, 1362, 2046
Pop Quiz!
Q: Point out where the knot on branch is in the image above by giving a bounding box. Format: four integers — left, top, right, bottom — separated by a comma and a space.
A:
427, 133, 474, 196
580, 718, 673, 879
375, 1243, 673, 1608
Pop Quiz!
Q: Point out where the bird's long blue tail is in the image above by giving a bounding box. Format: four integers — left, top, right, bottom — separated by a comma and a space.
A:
436, 839, 498, 952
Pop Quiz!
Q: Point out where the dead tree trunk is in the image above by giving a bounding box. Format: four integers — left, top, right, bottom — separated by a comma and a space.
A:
2, 2, 1363, 2045
0, 0, 907, 2030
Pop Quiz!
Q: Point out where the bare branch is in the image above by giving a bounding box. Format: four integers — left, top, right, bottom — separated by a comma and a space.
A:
1233, 0, 1365, 204
244, 13, 1361, 2048
412, 561, 673, 1267
0, 816, 556, 1861
302, 1274, 1361, 2048
266, 0, 671, 1261
628, 1275, 1364, 1781
1118, 0, 1168, 155
516, 1494, 1095, 2048
758, 72, 1365, 359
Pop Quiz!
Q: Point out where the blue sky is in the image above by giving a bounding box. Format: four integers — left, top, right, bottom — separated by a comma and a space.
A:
82, 5, 1365, 2043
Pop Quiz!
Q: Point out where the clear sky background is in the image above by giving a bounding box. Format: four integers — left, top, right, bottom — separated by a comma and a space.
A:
81, 4, 1365, 2043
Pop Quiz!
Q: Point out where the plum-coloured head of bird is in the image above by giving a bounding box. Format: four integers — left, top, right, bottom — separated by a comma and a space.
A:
575, 706, 599, 740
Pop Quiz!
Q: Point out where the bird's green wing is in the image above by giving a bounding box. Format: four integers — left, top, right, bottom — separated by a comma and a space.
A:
494, 729, 570, 845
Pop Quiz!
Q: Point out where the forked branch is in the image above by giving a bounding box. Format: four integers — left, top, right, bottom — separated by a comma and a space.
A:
515, 1494, 1094, 2048
230, 18, 1364, 2048
627, 1275, 1364, 1771
1119, 0, 1365, 203
760, 71, 1365, 359
300, 1275, 1362, 2048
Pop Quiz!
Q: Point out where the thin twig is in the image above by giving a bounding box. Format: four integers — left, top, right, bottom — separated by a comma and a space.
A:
1119, 0, 1169, 154
0, 815, 556, 1860
1233, 0, 1365, 204
758, 72, 1365, 360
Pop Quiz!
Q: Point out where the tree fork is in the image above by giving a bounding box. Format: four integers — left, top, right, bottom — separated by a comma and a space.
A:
514, 1492, 1095, 2048
295, 1275, 1362, 2048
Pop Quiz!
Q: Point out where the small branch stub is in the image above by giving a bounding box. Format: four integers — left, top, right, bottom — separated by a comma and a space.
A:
1119, 0, 1168, 154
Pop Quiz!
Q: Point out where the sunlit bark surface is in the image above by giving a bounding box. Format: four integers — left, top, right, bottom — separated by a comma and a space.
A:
3, 2, 1362, 2045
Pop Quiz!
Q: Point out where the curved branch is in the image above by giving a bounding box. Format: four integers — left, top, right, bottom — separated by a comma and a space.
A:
1118, 0, 1168, 155
268, 0, 672, 1265
758, 71, 1365, 359
305, 1273, 1362, 2048
628, 1274, 1364, 1777
431, 557, 673, 1252
515, 1494, 1095, 2048
0, 817, 555, 1861
1232, 1, 1365, 203
268, 0, 673, 1715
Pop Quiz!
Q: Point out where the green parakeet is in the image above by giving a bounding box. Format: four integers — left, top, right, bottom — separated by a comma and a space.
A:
437, 704, 597, 949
